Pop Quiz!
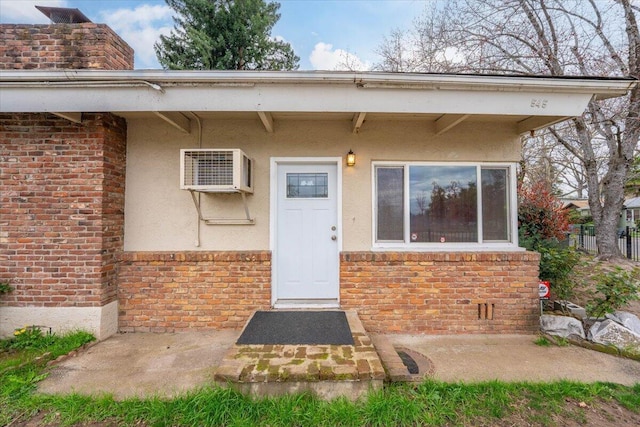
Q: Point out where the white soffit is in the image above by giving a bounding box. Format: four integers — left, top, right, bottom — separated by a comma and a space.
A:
0, 71, 635, 124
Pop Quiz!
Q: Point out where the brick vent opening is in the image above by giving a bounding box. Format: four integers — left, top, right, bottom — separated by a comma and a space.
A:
478, 302, 495, 320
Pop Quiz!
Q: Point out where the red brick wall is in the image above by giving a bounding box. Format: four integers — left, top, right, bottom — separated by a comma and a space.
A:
117, 252, 272, 332
0, 24, 134, 70
0, 113, 127, 308
341, 252, 540, 334
116, 250, 538, 334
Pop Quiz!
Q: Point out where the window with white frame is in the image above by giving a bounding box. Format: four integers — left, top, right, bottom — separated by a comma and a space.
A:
374, 163, 515, 246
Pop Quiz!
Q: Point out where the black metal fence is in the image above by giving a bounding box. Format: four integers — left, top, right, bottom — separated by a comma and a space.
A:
571, 225, 639, 261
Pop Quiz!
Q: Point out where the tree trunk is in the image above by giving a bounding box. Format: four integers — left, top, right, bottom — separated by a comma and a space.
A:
594, 0, 640, 260
593, 194, 625, 261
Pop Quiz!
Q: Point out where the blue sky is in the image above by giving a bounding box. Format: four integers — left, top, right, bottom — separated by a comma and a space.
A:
0, 0, 429, 69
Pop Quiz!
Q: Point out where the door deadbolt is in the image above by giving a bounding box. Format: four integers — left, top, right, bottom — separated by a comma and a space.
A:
331, 235, 337, 240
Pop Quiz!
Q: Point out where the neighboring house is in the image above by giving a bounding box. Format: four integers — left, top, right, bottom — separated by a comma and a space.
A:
562, 199, 591, 219
563, 198, 639, 230
622, 197, 640, 228
1, 16, 636, 339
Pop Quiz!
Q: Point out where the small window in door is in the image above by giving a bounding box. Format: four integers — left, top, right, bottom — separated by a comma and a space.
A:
287, 173, 328, 198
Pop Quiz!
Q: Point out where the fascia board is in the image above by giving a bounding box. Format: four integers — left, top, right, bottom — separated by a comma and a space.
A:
0, 83, 597, 117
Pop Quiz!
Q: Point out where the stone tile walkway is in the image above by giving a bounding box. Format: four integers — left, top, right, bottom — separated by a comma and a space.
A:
214, 310, 385, 400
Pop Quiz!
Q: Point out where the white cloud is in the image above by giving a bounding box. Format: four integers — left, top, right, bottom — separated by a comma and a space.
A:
309, 42, 370, 71
99, 4, 173, 69
0, 0, 67, 23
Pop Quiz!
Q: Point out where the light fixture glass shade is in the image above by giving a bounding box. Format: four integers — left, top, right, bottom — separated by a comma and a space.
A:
346, 150, 356, 166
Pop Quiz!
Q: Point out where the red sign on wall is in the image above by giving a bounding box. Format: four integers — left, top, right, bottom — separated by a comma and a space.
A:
538, 281, 550, 300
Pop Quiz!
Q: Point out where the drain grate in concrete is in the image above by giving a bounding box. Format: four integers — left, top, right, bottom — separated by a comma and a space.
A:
394, 347, 436, 380
397, 350, 420, 374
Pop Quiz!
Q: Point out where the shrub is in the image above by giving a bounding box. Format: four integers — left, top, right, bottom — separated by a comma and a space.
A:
566, 209, 592, 225
518, 182, 570, 250
538, 245, 581, 302
575, 214, 593, 225
586, 267, 640, 318
518, 183, 577, 302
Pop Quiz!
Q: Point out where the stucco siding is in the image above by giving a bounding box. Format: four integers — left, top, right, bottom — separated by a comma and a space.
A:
124, 117, 520, 252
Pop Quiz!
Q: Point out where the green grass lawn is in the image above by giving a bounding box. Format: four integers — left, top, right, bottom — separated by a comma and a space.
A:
1, 332, 639, 427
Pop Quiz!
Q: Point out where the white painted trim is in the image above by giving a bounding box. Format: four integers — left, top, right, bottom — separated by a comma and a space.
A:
273, 301, 340, 309
476, 166, 484, 242
270, 157, 342, 307
510, 163, 520, 248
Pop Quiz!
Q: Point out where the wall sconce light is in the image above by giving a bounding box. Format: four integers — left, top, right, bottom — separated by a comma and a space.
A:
346, 149, 356, 167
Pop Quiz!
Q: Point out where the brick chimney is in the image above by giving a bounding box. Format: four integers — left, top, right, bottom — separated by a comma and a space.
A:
0, 23, 134, 70
0, 10, 132, 340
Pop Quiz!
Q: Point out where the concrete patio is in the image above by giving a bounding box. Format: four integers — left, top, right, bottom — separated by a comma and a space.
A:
37, 321, 640, 401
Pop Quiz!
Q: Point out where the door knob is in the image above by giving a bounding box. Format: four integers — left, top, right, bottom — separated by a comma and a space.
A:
331, 226, 336, 231
331, 235, 337, 241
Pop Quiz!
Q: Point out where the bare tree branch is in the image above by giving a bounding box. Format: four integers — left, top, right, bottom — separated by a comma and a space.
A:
548, 127, 585, 162
375, 0, 638, 258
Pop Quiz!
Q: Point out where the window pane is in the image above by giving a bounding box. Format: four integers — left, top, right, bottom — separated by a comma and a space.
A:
409, 166, 477, 242
376, 167, 404, 241
286, 173, 328, 198
481, 168, 509, 241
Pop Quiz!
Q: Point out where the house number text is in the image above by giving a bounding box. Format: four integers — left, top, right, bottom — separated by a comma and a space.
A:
530, 98, 548, 109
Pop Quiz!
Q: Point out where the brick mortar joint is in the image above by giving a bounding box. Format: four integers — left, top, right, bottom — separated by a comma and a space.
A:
340, 251, 540, 262
118, 251, 273, 263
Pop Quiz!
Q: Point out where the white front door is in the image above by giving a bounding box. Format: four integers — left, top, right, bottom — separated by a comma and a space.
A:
274, 162, 339, 305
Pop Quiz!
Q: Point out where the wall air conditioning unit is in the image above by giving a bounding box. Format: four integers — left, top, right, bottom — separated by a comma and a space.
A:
180, 148, 253, 193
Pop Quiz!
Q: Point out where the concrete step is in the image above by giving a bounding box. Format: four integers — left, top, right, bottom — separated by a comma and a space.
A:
214, 310, 385, 401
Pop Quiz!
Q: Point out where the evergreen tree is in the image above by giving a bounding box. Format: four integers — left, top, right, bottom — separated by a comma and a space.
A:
155, 0, 299, 70
625, 156, 640, 197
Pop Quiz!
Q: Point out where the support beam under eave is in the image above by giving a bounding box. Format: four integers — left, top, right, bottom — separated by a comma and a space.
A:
352, 112, 366, 134
257, 111, 274, 133
517, 116, 570, 134
154, 111, 191, 133
435, 114, 469, 136
52, 112, 82, 123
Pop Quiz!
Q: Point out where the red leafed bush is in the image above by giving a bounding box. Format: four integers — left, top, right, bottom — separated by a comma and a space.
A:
518, 182, 570, 249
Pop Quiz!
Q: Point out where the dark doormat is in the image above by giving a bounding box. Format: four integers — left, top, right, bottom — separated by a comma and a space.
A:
236, 311, 354, 345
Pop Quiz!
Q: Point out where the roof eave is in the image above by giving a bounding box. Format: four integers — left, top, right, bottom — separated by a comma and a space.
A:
0, 70, 635, 99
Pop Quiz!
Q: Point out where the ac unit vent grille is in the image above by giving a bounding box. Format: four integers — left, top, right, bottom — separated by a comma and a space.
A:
180, 149, 253, 193
185, 150, 234, 186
